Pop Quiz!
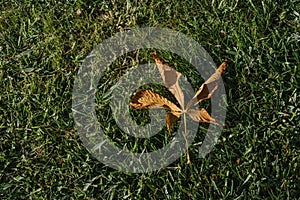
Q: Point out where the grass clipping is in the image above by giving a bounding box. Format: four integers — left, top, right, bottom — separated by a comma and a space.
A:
130, 52, 227, 164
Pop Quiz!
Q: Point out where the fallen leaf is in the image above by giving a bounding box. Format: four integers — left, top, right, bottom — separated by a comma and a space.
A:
152, 52, 185, 109
186, 61, 227, 109
187, 108, 222, 126
129, 53, 227, 164
166, 112, 181, 131
130, 89, 182, 114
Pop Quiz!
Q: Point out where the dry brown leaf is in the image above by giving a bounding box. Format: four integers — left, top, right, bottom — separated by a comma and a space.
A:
130, 89, 182, 131
129, 53, 227, 164
130, 89, 182, 114
187, 108, 222, 126
152, 52, 185, 109
186, 61, 227, 109
166, 112, 181, 131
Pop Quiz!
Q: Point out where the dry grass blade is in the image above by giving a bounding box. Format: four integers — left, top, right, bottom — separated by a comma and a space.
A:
152, 52, 185, 109
186, 61, 227, 109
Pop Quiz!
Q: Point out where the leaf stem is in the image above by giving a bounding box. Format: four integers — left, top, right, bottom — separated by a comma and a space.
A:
183, 112, 191, 164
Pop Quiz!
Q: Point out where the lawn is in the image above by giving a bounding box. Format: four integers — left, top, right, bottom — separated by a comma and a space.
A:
0, 0, 299, 199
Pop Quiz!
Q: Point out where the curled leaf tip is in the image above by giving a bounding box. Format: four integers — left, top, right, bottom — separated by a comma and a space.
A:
152, 52, 163, 64
218, 61, 228, 74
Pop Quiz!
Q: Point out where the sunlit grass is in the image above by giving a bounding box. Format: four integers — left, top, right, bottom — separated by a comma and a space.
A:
0, 0, 299, 199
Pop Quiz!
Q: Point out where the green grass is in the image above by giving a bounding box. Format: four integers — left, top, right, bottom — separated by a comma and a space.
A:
1, 0, 299, 199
